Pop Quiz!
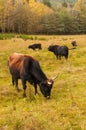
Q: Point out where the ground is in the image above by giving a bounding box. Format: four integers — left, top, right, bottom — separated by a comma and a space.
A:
0, 35, 86, 130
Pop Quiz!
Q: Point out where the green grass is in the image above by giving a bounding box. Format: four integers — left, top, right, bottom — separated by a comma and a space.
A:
0, 33, 16, 40
0, 35, 86, 130
0, 33, 48, 41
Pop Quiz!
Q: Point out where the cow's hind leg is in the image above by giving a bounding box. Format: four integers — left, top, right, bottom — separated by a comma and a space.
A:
65, 55, 68, 60
13, 77, 20, 92
15, 78, 20, 92
58, 55, 61, 60
22, 79, 27, 98
12, 76, 14, 86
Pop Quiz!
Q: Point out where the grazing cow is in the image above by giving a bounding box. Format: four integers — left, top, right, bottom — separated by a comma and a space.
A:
28, 43, 42, 50
71, 41, 77, 47
48, 45, 75, 60
8, 53, 57, 98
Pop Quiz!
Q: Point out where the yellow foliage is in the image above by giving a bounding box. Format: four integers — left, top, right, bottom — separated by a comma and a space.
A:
29, 0, 35, 4
0, 0, 6, 12
29, 0, 53, 17
0, 0, 53, 17
73, 0, 86, 12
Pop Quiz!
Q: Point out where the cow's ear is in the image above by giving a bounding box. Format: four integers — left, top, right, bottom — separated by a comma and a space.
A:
40, 81, 48, 86
39, 82, 45, 86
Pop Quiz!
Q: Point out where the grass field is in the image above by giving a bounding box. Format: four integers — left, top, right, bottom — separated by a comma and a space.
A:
0, 35, 86, 130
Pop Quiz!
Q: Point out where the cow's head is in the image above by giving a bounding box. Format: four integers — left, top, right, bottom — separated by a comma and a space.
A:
39, 76, 58, 98
48, 46, 54, 52
48, 45, 59, 53
28, 45, 32, 49
39, 79, 53, 98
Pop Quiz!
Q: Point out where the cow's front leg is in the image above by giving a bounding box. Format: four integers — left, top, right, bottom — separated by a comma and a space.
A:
56, 55, 59, 59
21, 79, 27, 98
34, 84, 37, 95
34, 83, 39, 95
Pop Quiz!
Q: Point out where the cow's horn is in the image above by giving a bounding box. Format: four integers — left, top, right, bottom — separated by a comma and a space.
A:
52, 75, 58, 81
47, 81, 52, 85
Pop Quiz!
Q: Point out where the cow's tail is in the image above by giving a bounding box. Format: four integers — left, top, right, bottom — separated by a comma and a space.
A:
7, 60, 9, 66
7, 56, 11, 66
68, 47, 76, 50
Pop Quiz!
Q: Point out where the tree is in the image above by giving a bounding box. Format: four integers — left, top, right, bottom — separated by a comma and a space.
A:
43, 0, 51, 8
73, 0, 86, 33
62, 1, 68, 8
40, 12, 57, 34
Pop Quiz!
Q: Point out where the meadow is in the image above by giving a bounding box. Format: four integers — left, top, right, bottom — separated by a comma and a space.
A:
0, 34, 86, 130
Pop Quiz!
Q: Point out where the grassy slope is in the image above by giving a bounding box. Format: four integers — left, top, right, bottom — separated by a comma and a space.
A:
0, 35, 86, 130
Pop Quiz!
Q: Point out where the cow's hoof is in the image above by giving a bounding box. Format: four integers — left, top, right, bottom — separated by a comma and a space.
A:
23, 94, 26, 98
16, 88, 21, 92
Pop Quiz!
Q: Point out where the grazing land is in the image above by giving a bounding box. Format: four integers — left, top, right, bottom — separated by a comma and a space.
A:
0, 35, 86, 130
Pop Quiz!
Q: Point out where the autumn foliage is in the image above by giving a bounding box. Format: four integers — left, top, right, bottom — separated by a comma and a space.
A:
0, 0, 86, 34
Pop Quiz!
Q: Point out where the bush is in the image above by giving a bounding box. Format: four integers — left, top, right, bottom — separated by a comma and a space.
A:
0, 34, 15, 40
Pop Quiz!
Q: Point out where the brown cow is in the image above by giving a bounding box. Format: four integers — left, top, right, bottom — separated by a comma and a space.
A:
8, 53, 57, 98
71, 41, 77, 47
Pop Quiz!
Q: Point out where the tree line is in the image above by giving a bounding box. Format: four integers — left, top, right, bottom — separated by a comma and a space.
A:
0, 0, 86, 34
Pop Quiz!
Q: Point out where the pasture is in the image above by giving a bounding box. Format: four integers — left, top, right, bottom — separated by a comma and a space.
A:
0, 35, 86, 130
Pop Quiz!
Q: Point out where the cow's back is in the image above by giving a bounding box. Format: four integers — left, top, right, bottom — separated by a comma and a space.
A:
58, 46, 68, 55
8, 53, 37, 77
8, 53, 26, 77
8, 53, 24, 68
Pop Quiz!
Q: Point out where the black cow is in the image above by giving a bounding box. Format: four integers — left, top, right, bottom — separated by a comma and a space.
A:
71, 41, 77, 47
28, 43, 42, 50
8, 53, 56, 98
48, 45, 76, 60
48, 45, 69, 59
48, 45, 69, 60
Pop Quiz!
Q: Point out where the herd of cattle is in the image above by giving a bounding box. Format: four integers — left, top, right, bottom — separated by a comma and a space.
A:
8, 41, 77, 98
28, 40, 77, 60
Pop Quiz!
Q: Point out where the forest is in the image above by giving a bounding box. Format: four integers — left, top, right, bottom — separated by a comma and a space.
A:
0, 0, 86, 34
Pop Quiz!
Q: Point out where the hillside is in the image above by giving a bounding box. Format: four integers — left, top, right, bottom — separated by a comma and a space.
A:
36, 0, 86, 7
50, 0, 86, 6
37, 0, 77, 3
50, 0, 77, 4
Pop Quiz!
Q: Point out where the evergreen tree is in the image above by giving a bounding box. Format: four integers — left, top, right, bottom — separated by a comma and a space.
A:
43, 0, 51, 8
